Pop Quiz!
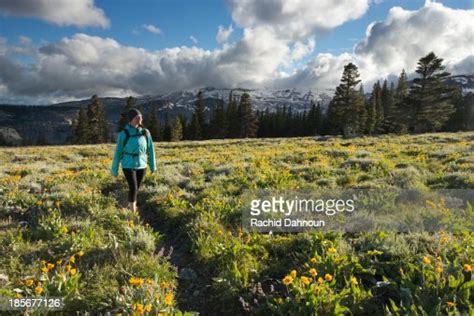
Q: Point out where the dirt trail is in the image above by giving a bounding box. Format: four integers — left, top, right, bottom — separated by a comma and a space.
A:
103, 179, 216, 315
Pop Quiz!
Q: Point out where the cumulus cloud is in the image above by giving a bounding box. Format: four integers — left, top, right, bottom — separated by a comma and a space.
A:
354, 1, 474, 80
290, 36, 316, 61
227, 0, 370, 40
273, 1, 474, 91
216, 24, 234, 44
272, 53, 353, 91
0, 31, 290, 102
0, 0, 109, 28
0, 1, 472, 103
142, 24, 162, 35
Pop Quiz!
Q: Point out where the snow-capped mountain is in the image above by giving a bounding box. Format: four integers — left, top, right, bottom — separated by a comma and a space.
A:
444, 74, 474, 95
138, 87, 332, 116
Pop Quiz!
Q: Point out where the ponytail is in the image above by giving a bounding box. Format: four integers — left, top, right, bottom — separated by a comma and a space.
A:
139, 123, 150, 137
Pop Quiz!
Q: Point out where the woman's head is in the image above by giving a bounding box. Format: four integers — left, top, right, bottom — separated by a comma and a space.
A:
127, 108, 143, 126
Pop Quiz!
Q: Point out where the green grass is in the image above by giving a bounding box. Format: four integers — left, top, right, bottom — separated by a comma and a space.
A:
0, 132, 473, 315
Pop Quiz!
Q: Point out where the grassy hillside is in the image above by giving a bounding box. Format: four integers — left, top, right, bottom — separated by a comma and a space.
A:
0, 132, 473, 315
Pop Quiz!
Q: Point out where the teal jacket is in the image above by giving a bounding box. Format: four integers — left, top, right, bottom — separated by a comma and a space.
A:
111, 123, 156, 176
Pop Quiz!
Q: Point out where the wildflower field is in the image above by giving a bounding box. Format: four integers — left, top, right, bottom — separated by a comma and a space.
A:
0, 132, 473, 315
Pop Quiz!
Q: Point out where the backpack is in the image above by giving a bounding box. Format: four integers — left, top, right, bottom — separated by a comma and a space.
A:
121, 127, 150, 152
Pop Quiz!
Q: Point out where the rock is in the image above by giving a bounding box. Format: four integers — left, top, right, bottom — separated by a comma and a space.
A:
179, 268, 197, 281
28, 182, 42, 194
0, 127, 22, 146
314, 135, 333, 142
0, 273, 8, 286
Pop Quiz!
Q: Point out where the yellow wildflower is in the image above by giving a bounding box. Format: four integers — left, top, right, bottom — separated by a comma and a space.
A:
135, 303, 144, 314
34, 286, 43, 295
165, 293, 173, 306
145, 303, 152, 312
313, 287, 321, 295
310, 257, 317, 264
351, 277, 358, 285
447, 301, 456, 308
463, 264, 472, 272
422, 256, 431, 265
69, 255, 75, 263
324, 273, 333, 282
300, 276, 311, 285
41, 266, 49, 273
435, 265, 443, 273
317, 277, 324, 284
25, 279, 34, 287
328, 247, 337, 254
47, 263, 55, 270
290, 270, 297, 278
56, 259, 63, 265
129, 277, 145, 287
309, 268, 317, 276
70, 268, 77, 276
282, 275, 293, 285
78, 250, 84, 257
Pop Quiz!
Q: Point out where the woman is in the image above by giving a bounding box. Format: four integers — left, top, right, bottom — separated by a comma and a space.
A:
111, 108, 156, 212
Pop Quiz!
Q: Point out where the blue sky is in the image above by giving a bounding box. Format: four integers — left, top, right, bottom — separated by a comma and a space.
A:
0, 0, 472, 103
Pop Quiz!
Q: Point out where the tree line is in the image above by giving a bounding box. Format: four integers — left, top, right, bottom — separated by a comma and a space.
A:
325, 51, 472, 136
71, 51, 472, 144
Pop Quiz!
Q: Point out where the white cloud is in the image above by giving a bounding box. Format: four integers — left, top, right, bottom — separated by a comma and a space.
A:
227, 0, 370, 41
190, 35, 198, 44
354, 2, 473, 80
19, 36, 32, 45
0, 31, 290, 101
142, 24, 162, 35
216, 24, 234, 44
273, 1, 474, 91
0, 1, 472, 103
0, 0, 109, 28
290, 36, 316, 61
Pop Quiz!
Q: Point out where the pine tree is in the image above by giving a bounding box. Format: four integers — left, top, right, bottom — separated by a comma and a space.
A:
188, 113, 201, 140
315, 102, 323, 134
392, 69, 410, 133
74, 106, 88, 144
365, 82, 379, 135
162, 111, 171, 141
226, 91, 240, 138
358, 84, 367, 133
209, 98, 227, 139
444, 87, 472, 131
86, 95, 109, 144
381, 80, 392, 118
374, 81, 384, 131
238, 92, 258, 138
145, 106, 160, 140
194, 91, 207, 139
170, 116, 183, 141
306, 101, 318, 135
407, 52, 456, 133
327, 63, 364, 136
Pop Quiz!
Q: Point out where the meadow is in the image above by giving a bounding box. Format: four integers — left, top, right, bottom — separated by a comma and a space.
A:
0, 132, 473, 315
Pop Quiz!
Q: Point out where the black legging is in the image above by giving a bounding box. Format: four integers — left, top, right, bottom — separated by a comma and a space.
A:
122, 168, 146, 203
